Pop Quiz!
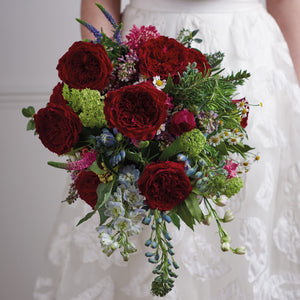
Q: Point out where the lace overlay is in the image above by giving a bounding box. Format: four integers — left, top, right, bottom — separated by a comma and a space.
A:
34, 1, 300, 299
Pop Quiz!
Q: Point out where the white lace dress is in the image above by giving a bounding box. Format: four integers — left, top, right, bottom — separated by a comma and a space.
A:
34, 0, 300, 299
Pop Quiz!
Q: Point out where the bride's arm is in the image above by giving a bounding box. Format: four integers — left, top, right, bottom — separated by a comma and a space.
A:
80, 0, 121, 40
267, 0, 300, 84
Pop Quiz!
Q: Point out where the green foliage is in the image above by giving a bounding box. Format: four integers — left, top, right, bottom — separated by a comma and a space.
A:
99, 30, 127, 62
224, 70, 251, 86
26, 119, 35, 131
22, 106, 36, 131
169, 64, 250, 117
160, 129, 206, 161
77, 179, 115, 226
184, 192, 203, 223
88, 161, 106, 175
169, 212, 180, 230
205, 51, 224, 69
173, 202, 195, 230
22, 106, 35, 118
176, 28, 202, 48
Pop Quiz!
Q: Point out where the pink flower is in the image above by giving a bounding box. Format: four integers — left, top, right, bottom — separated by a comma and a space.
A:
223, 160, 239, 179
165, 95, 174, 110
169, 109, 196, 136
126, 25, 160, 53
67, 150, 97, 171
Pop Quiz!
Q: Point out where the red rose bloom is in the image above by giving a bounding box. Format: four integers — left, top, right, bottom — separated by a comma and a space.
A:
138, 161, 193, 211
49, 82, 67, 105
169, 108, 196, 136
104, 82, 168, 141
56, 41, 113, 90
34, 103, 82, 155
75, 171, 100, 209
186, 48, 211, 75
139, 36, 189, 80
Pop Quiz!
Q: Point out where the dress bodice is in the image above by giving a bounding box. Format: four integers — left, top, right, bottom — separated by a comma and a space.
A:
129, 0, 261, 13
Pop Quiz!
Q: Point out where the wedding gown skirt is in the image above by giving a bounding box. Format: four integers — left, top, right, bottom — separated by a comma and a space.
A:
34, 0, 300, 299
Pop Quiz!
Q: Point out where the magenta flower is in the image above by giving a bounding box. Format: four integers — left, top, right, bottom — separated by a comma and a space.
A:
169, 109, 196, 136
126, 25, 160, 53
66, 150, 97, 171
223, 160, 239, 179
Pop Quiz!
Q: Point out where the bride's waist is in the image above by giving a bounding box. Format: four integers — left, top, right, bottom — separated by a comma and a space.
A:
129, 0, 262, 13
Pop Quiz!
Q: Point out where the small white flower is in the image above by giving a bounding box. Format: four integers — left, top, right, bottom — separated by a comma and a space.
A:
240, 107, 249, 118
153, 76, 166, 90
156, 123, 166, 135
222, 130, 231, 139
209, 134, 221, 147
228, 136, 238, 145
99, 232, 113, 247
237, 132, 245, 139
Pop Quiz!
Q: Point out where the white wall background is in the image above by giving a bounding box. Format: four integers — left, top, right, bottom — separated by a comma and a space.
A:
1, 1, 79, 300
0, 0, 266, 299
0, 1, 128, 299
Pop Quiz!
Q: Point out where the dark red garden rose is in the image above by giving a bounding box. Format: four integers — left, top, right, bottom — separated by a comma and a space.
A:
75, 170, 100, 209
169, 108, 196, 136
186, 48, 211, 75
49, 82, 67, 105
56, 41, 113, 90
138, 36, 189, 80
138, 161, 193, 211
104, 82, 168, 141
34, 103, 82, 155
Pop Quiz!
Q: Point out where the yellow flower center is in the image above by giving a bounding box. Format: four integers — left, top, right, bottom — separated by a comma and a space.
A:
242, 108, 248, 114
255, 155, 260, 161
212, 137, 219, 143
156, 80, 163, 86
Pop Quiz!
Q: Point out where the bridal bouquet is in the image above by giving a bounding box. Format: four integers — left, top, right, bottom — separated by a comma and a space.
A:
22, 4, 260, 297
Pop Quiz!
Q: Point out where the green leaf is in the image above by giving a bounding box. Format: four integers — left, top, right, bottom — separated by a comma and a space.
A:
47, 161, 68, 169
236, 144, 255, 153
26, 119, 35, 131
227, 143, 254, 154
76, 179, 114, 226
98, 209, 109, 226
193, 38, 203, 44
185, 193, 203, 223
88, 161, 106, 175
192, 187, 202, 196
215, 142, 229, 156
163, 74, 175, 94
174, 201, 195, 230
76, 211, 95, 227
191, 29, 199, 37
22, 106, 35, 118
169, 212, 181, 230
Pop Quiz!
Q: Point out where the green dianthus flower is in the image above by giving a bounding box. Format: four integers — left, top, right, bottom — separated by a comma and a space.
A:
205, 175, 243, 198
223, 177, 244, 198
63, 84, 107, 128
160, 128, 206, 161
